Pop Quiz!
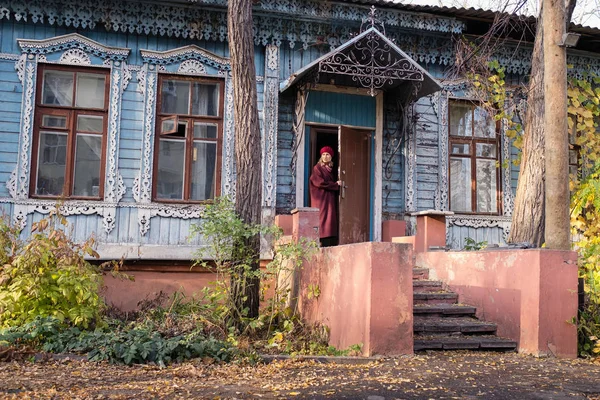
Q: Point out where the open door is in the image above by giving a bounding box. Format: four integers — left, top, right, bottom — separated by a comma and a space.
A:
338, 126, 371, 245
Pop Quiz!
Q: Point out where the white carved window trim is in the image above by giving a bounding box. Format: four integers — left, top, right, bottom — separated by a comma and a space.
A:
135, 45, 233, 236
447, 99, 501, 215
9, 33, 131, 235
437, 83, 515, 218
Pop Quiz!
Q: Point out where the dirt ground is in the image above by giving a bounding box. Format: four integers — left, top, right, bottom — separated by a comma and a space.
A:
1, 351, 600, 399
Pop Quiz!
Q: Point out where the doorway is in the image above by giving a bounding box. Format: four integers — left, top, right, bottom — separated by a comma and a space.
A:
307, 125, 372, 245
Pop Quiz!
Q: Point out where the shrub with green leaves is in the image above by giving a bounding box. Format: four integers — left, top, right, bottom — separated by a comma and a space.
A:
0, 213, 104, 329
190, 197, 320, 350
0, 316, 232, 366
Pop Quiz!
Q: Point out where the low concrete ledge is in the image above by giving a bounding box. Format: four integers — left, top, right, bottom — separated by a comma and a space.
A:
407, 210, 455, 217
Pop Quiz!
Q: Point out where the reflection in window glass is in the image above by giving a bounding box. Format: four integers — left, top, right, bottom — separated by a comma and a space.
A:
75, 73, 106, 108
191, 142, 217, 201
476, 159, 497, 212
36, 132, 68, 196
450, 157, 472, 212
161, 117, 177, 134
161, 80, 190, 114
191, 83, 219, 116
451, 143, 470, 155
73, 135, 102, 197
42, 115, 67, 128
476, 143, 497, 158
77, 115, 104, 133
156, 140, 185, 200
193, 123, 218, 139
42, 71, 73, 106
449, 103, 472, 137
474, 107, 496, 138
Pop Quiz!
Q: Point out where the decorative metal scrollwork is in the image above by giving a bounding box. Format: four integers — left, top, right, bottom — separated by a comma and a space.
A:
318, 29, 424, 96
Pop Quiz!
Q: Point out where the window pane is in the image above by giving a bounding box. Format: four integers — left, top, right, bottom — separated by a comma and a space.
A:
476, 159, 497, 212
191, 83, 219, 116
474, 106, 496, 138
77, 115, 104, 133
476, 143, 497, 158
193, 123, 218, 139
161, 80, 190, 114
73, 134, 102, 197
156, 140, 185, 200
161, 116, 177, 134
450, 157, 472, 212
449, 103, 472, 137
191, 142, 217, 201
42, 115, 67, 129
75, 73, 106, 108
451, 143, 470, 155
36, 132, 68, 196
42, 71, 73, 106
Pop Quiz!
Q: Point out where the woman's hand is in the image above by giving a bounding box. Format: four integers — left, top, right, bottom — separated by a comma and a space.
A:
336, 180, 342, 186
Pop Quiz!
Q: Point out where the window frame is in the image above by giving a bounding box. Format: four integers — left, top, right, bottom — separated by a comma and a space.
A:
30, 64, 110, 200
152, 74, 224, 204
448, 100, 502, 215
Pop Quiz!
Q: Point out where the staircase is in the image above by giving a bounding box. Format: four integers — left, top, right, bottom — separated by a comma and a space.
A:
413, 267, 518, 351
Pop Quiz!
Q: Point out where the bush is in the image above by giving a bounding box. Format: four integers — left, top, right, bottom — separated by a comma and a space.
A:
0, 213, 104, 329
0, 316, 232, 366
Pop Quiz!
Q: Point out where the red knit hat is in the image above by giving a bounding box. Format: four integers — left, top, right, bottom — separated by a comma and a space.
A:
320, 146, 334, 156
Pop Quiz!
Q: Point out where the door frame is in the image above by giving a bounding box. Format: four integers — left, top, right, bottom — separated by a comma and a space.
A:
295, 84, 384, 242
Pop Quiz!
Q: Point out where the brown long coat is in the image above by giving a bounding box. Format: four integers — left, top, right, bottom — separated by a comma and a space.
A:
309, 163, 339, 238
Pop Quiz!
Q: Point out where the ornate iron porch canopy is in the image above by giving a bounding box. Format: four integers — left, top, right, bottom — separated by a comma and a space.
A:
281, 27, 442, 98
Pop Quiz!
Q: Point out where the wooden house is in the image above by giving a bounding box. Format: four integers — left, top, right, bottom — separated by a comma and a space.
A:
0, 0, 598, 261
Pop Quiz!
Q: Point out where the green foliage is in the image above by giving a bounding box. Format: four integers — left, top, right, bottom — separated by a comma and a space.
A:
463, 237, 488, 251
190, 197, 330, 354
571, 167, 600, 358
567, 75, 600, 182
571, 167, 600, 304
468, 60, 523, 144
0, 316, 232, 366
0, 213, 104, 329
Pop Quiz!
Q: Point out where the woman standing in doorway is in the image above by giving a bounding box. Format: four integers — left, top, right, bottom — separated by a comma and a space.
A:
310, 146, 341, 247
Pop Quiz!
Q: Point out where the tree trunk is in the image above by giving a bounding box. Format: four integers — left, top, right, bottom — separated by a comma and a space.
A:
543, 0, 570, 249
507, 11, 546, 246
228, 0, 262, 319
507, 0, 576, 246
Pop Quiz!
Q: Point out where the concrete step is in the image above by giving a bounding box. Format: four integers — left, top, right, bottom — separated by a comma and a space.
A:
413, 304, 477, 317
413, 280, 444, 292
413, 317, 497, 334
414, 334, 518, 351
413, 267, 429, 280
413, 291, 458, 305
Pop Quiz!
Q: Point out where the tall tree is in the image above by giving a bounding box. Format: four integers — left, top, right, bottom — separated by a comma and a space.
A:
227, 0, 262, 318
508, 0, 576, 246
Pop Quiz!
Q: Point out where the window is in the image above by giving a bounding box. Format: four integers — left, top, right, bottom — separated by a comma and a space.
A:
153, 75, 223, 202
31, 65, 109, 199
448, 101, 500, 213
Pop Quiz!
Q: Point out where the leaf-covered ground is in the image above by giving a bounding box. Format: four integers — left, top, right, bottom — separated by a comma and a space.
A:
1, 352, 600, 399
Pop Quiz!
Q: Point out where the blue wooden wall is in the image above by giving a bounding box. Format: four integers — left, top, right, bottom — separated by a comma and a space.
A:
0, 59, 21, 198
0, 19, 267, 251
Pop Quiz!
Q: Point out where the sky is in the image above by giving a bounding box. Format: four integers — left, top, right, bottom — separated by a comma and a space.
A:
399, 0, 600, 28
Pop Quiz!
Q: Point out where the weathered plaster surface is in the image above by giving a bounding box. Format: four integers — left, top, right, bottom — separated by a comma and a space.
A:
103, 271, 216, 312
417, 249, 578, 358
298, 242, 414, 356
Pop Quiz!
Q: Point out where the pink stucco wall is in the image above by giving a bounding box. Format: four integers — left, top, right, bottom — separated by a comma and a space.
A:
102, 271, 216, 311
417, 249, 578, 358
298, 242, 414, 356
